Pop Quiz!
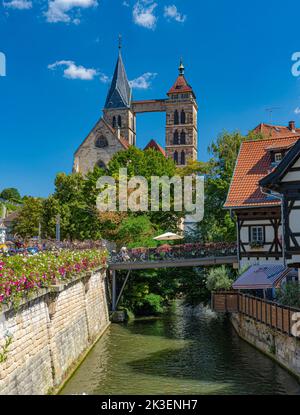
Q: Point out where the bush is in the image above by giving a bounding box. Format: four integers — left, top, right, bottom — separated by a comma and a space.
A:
140, 293, 164, 315
276, 282, 300, 308
206, 265, 233, 291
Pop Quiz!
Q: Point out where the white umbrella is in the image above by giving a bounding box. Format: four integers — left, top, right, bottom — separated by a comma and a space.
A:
153, 232, 183, 241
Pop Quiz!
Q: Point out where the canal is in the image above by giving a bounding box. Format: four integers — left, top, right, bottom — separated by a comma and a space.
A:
60, 302, 300, 395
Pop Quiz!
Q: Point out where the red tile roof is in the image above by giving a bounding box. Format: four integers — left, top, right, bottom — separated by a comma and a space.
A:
167, 75, 193, 95
224, 136, 300, 208
252, 122, 300, 139
144, 139, 166, 157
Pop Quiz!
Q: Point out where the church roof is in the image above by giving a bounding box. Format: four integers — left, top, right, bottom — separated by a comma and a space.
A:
144, 139, 166, 156
167, 74, 193, 95
104, 52, 132, 109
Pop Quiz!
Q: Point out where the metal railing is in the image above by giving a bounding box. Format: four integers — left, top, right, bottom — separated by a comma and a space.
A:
109, 242, 237, 264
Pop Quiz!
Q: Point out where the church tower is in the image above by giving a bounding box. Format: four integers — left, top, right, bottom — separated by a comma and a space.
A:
165, 60, 198, 166
103, 44, 136, 145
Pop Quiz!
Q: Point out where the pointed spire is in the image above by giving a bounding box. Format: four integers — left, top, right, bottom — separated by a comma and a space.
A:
104, 38, 131, 109
118, 34, 122, 52
179, 57, 184, 76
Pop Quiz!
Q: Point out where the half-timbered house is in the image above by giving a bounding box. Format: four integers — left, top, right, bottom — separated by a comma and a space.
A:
260, 138, 300, 272
224, 122, 300, 269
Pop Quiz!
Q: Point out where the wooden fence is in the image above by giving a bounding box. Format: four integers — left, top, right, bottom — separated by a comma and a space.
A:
211, 291, 300, 337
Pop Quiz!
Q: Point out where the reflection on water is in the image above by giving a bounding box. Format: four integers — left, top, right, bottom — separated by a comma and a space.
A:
60, 302, 300, 395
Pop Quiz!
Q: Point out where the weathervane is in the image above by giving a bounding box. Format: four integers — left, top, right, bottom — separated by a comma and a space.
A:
118, 34, 122, 51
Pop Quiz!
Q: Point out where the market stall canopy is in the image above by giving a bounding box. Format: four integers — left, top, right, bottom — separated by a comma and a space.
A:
232, 265, 296, 290
153, 232, 183, 241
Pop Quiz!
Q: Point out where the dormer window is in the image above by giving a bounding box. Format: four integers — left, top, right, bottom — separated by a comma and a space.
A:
274, 153, 282, 163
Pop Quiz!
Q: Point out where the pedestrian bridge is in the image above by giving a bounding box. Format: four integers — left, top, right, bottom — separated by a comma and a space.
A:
108, 243, 238, 311
108, 242, 238, 270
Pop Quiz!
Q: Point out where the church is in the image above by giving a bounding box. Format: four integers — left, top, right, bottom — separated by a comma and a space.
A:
73, 47, 198, 174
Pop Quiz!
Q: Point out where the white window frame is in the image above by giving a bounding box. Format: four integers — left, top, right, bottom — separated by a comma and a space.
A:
274, 152, 282, 163
251, 226, 264, 243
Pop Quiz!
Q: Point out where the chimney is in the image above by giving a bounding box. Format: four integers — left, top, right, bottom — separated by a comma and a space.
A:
289, 120, 296, 132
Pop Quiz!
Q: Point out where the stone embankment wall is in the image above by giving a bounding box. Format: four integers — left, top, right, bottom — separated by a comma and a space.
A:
0, 269, 110, 395
231, 312, 300, 379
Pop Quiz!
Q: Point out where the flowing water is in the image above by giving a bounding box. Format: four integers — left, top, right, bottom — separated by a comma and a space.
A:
60, 302, 300, 395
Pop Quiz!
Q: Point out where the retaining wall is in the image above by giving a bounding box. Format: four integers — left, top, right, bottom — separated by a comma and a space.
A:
0, 269, 110, 395
231, 312, 300, 380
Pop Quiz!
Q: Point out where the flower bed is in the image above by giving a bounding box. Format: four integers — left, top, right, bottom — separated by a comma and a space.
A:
0, 249, 107, 308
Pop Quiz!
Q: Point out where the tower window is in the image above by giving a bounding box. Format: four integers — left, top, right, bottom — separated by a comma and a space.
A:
180, 130, 186, 144
180, 151, 185, 165
95, 135, 108, 148
173, 130, 179, 145
112, 116, 116, 128
118, 115, 122, 128
174, 110, 179, 125
180, 110, 186, 124
173, 151, 178, 164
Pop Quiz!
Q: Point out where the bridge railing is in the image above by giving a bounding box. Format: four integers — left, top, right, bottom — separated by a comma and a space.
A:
109, 242, 237, 264
212, 291, 300, 337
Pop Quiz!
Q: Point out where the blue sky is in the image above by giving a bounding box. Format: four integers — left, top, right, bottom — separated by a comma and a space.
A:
1, 0, 300, 197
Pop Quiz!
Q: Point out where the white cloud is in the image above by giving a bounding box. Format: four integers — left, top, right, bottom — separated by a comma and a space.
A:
3, 0, 32, 9
294, 107, 300, 115
45, 0, 98, 24
133, 1, 157, 30
129, 72, 157, 89
164, 5, 186, 23
99, 72, 110, 83
48, 60, 98, 80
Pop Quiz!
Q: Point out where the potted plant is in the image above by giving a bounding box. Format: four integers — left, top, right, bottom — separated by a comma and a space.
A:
250, 241, 264, 249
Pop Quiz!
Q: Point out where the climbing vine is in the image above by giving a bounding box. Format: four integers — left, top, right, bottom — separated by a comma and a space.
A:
0, 333, 13, 364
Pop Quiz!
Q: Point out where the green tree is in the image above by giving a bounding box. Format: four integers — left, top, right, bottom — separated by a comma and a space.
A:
106, 147, 181, 235
206, 266, 234, 291
117, 215, 158, 248
276, 282, 300, 308
12, 197, 43, 238
42, 173, 102, 241
187, 130, 266, 243
0, 188, 21, 203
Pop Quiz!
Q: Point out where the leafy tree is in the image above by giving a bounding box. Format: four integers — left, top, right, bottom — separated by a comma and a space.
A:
0, 188, 21, 203
206, 266, 234, 291
116, 215, 158, 248
276, 282, 300, 308
12, 197, 43, 238
121, 268, 180, 315
105, 147, 181, 236
180, 267, 211, 305
42, 173, 102, 241
185, 130, 266, 243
